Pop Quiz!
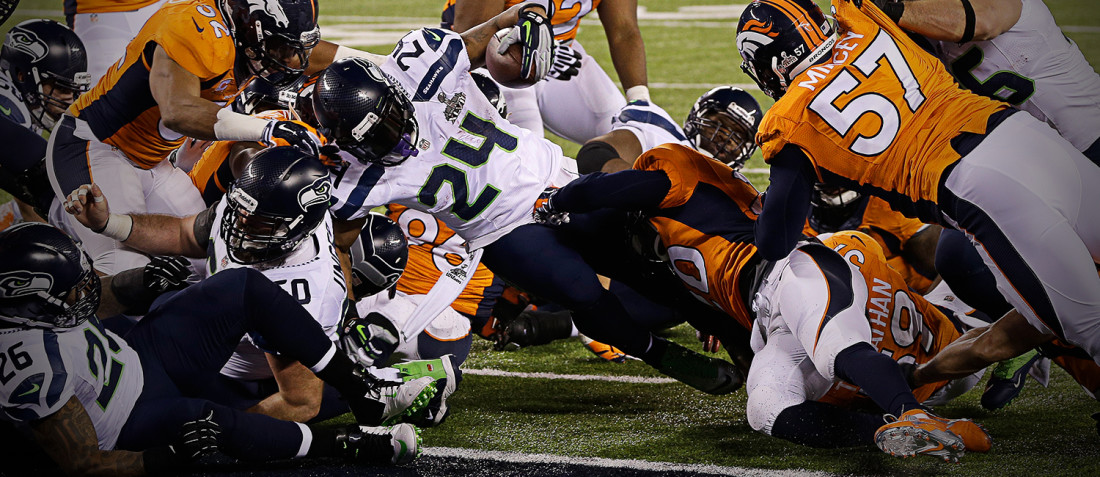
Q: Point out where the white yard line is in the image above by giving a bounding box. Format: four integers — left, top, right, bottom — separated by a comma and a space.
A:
425, 447, 835, 477
463, 367, 678, 384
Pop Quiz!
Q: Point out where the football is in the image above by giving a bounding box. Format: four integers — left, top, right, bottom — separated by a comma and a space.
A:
485, 28, 539, 88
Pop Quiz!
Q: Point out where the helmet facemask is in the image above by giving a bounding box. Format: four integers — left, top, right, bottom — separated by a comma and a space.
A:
810, 183, 864, 232
27, 72, 90, 129
687, 109, 758, 171
222, 186, 314, 265
243, 25, 319, 88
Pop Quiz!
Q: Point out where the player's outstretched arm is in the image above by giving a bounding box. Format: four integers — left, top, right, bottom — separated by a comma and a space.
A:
149, 45, 223, 140
754, 145, 816, 261
248, 354, 325, 422
30, 396, 147, 476
886, 0, 1021, 43
912, 309, 1052, 386
462, 3, 548, 69
451, 0, 508, 33
333, 216, 368, 300
63, 183, 206, 258
598, 0, 649, 99
308, 40, 389, 73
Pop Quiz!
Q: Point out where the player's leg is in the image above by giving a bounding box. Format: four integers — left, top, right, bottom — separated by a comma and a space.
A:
70, 1, 167, 83
934, 228, 1012, 318
940, 112, 1100, 362
538, 41, 626, 145
45, 117, 150, 274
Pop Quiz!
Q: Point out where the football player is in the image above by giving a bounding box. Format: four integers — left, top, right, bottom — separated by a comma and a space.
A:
443, 0, 646, 145
0, 223, 423, 473
313, 5, 743, 396
576, 86, 762, 174
62, 147, 454, 426
67, 0, 167, 83
738, 0, 1100, 394
0, 20, 90, 226
533, 143, 990, 460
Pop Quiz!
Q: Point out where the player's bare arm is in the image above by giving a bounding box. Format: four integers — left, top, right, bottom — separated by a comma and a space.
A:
598, 0, 648, 92
63, 183, 206, 258
248, 354, 326, 422
911, 309, 1053, 387
30, 396, 146, 477
149, 45, 223, 140
450, 0, 509, 33
462, 3, 544, 68
334, 216, 368, 299
892, 0, 1021, 42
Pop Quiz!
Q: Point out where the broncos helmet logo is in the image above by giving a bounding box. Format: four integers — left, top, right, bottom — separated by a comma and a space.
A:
5, 28, 48, 62
742, 19, 778, 37
0, 271, 54, 299
297, 175, 332, 211
248, 0, 290, 28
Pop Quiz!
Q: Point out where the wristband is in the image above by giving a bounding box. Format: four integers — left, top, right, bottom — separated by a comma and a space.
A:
212, 108, 269, 142
625, 85, 651, 102
100, 213, 134, 242
959, 0, 976, 43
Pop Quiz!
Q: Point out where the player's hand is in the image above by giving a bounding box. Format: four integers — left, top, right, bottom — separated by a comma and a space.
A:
62, 184, 110, 232
144, 410, 220, 472
262, 120, 322, 157
341, 312, 401, 368
319, 144, 347, 170
696, 331, 722, 353
500, 4, 554, 80
547, 40, 582, 81
532, 187, 569, 226
143, 256, 193, 294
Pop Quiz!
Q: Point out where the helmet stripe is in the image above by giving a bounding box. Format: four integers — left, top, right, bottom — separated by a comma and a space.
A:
758, 0, 828, 46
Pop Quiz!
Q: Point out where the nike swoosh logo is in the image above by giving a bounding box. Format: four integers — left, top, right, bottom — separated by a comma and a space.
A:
1012, 372, 1026, 388
18, 383, 39, 397
192, 18, 205, 33
425, 29, 441, 41
0, 104, 10, 116
398, 440, 408, 459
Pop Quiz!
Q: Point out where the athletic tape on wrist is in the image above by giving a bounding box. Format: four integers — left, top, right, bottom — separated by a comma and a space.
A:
101, 213, 133, 242
625, 85, 651, 102
213, 108, 270, 142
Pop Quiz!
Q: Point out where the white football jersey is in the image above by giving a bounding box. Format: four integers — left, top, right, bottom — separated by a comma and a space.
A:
207, 197, 348, 380
0, 72, 40, 136
932, 0, 1100, 152
0, 318, 143, 450
331, 28, 573, 251
611, 100, 693, 152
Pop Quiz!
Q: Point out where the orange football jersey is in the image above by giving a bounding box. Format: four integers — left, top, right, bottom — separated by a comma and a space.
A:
804, 196, 936, 293
633, 144, 762, 330
816, 231, 961, 406
442, 0, 601, 42
758, 0, 1007, 221
388, 204, 499, 317
189, 110, 321, 205
70, 0, 240, 169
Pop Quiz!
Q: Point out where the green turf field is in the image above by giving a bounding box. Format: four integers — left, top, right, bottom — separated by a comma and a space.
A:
3, 1, 1100, 475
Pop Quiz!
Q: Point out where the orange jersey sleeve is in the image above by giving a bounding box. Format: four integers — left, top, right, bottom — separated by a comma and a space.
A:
388, 205, 498, 317
818, 231, 962, 406
757, 0, 1006, 220
634, 144, 762, 329
70, 0, 240, 169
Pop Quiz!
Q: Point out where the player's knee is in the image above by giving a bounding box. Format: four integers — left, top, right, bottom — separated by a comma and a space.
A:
576, 140, 620, 174
746, 391, 787, 435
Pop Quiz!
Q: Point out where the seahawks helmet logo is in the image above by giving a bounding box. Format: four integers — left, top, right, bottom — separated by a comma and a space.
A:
248, 0, 290, 28
5, 28, 48, 62
297, 175, 332, 211
0, 271, 54, 299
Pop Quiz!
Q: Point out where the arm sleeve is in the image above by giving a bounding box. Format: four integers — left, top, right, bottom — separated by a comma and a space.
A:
754, 144, 816, 261
552, 169, 672, 213
192, 204, 218, 250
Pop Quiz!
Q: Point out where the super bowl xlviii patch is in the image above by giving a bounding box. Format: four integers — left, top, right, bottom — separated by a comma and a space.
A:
439, 91, 466, 123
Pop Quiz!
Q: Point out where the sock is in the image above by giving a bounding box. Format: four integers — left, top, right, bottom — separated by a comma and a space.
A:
771, 401, 882, 448
834, 343, 921, 416
313, 352, 370, 399
307, 427, 339, 457
640, 336, 668, 366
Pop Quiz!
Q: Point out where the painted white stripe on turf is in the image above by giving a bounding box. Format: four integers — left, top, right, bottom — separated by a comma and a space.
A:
425, 447, 835, 477
463, 367, 677, 384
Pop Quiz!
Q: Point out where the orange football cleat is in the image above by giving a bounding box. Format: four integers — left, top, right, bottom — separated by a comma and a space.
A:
874, 409, 966, 463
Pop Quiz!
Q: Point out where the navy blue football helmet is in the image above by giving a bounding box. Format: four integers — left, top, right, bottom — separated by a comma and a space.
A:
312, 58, 419, 166
809, 183, 866, 233
0, 223, 99, 329
470, 70, 507, 118
736, 0, 836, 100
625, 211, 668, 265
226, 0, 320, 88
351, 212, 408, 298
221, 146, 332, 264
0, 19, 90, 129
684, 86, 763, 170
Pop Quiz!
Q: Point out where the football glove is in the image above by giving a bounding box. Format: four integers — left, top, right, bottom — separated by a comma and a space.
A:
548, 40, 582, 81
532, 187, 569, 226
499, 4, 554, 81
144, 410, 220, 473
143, 256, 192, 295
262, 120, 322, 157
341, 312, 401, 368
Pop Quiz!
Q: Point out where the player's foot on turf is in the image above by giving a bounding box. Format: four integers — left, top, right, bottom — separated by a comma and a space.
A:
336, 423, 422, 465
580, 335, 629, 363
875, 409, 966, 462
652, 341, 743, 395
924, 414, 992, 453
350, 375, 437, 426
393, 354, 461, 427
494, 308, 573, 350
981, 349, 1042, 410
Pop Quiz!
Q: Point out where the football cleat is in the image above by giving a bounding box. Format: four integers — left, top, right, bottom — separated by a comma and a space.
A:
352, 375, 437, 426
336, 423, 422, 465
981, 349, 1042, 410
924, 414, 992, 453
393, 354, 462, 427
652, 341, 743, 395
874, 409, 966, 463
580, 335, 629, 363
